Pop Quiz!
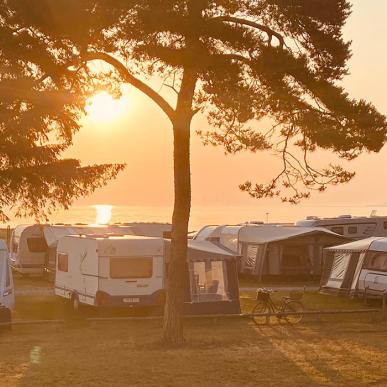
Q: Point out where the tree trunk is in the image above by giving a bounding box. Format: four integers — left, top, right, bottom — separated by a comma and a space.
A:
162, 69, 197, 345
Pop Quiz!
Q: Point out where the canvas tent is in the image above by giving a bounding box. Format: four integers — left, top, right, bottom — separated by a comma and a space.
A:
165, 239, 240, 315
321, 237, 387, 296
215, 225, 348, 280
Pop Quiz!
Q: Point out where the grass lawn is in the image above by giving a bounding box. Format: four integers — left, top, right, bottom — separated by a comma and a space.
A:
1, 316, 387, 386
238, 274, 320, 289
13, 275, 52, 290
1, 287, 386, 386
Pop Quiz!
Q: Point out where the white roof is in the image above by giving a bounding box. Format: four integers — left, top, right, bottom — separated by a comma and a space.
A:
43, 226, 78, 248
43, 225, 136, 248
194, 225, 226, 241
369, 238, 387, 252
187, 239, 237, 256
114, 223, 171, 237
13, 224, 43, 238
60, 234, 164, 256
325, 237, 387, 253
238, 225, 342, 244
66, 234, 153, 241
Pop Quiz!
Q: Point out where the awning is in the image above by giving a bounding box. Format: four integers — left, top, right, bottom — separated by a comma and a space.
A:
324, 237, 384, 253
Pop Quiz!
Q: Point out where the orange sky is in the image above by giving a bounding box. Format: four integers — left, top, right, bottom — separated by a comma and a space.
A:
67, 1, 387, 214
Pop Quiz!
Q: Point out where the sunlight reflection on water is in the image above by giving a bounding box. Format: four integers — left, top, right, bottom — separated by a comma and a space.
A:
5, 204, 387, 231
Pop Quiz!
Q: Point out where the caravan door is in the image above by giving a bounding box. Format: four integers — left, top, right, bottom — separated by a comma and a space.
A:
0, 241, 14, 310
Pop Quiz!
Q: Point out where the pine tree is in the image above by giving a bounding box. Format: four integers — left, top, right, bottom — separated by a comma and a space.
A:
0, 1, 125, 220
2, 0, 386, 344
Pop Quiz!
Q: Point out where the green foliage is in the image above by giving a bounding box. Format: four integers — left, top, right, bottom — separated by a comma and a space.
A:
1, 0, 386, 208
0, 1, 125, 220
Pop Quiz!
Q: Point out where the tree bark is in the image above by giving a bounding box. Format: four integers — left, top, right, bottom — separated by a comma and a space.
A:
162, 69, 197, 345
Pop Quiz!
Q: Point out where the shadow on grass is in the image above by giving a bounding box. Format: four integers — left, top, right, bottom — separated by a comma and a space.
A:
2, 309, 387, 386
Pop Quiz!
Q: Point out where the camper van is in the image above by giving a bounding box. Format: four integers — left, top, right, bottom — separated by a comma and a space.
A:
0, 240, 14, 311
296, 215, 387, 239
55, 235, 165, 310
321, 237, 387, 297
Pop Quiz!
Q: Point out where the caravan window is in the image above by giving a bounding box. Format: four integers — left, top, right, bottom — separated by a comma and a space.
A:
365, 252, 387, 272
331, 227, 344, 235
27, 237, 46, 253
57, 253, 68, 272
348, 226, 358, 235
110, 257, 153, 279
190, 260, 230, 302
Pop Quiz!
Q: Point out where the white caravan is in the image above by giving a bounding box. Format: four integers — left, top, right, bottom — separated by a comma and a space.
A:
55, 235, 165, 310
0, 240, 14, 310
359, 239, 387, 296
296, 215, 387, 239
43, 224, 135, 279
9, 224, 47, 274
10, 224, 136, 276
321, 237, 387, 297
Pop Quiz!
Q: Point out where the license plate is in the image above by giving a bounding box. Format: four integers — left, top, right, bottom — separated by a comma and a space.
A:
123, 297, 140, 303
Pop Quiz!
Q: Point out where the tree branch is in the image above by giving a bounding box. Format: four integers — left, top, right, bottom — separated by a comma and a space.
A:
84, 52, 175, 122
211, 16, 285, 48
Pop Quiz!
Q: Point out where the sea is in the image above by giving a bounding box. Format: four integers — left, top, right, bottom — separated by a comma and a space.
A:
4, 204, 387, 231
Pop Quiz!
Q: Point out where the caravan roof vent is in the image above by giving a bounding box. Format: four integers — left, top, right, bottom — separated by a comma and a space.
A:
338, 214, 352, 219
306, 216, 320, 220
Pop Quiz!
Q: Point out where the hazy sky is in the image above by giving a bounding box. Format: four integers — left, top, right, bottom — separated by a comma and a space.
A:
67, 1, 387, 218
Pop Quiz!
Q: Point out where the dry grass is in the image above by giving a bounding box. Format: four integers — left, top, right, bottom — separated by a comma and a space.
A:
1, 287, 387, 387
1, 318, 387, 386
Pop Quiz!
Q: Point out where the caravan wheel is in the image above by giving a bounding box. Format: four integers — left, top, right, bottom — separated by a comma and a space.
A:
71, 294, 80, 312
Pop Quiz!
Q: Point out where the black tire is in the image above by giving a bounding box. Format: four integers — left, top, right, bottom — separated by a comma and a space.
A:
251, 302, 271, 325
282, 300, 304, 324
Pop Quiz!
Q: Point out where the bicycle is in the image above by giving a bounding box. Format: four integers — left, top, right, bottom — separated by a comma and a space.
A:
251, 288, 305, 325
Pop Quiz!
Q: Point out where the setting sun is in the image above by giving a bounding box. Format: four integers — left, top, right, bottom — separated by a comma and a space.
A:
86, 92, 125, 122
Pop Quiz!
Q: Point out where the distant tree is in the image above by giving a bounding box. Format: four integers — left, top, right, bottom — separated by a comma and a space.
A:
2, 0, 386, 344
0, 1, 124, 221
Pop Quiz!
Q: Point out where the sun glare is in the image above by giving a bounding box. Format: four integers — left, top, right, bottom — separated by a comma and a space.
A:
86, 92, 124, 122
94, 204, 113, 225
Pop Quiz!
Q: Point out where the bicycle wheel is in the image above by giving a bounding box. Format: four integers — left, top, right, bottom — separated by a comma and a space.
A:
251, 302, 271, 325
282, 300, 304, 324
